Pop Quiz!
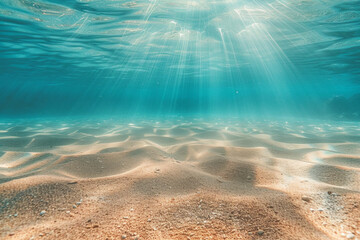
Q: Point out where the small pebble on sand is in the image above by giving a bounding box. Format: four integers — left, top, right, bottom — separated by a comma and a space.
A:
121, 235, 127, 239
301, 196, 311, 202
40, 210, 46, 216
257, 230, 264, 236
346, 233, 355, 239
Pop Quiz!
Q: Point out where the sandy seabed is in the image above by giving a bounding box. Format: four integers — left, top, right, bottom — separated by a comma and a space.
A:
0, 119, 359, 240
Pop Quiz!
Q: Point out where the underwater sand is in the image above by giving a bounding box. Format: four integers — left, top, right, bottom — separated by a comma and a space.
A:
0, 119, 359, 239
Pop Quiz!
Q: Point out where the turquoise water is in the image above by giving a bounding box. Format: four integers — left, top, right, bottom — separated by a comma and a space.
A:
1, 3, 360, 238
0, 0, 360, 120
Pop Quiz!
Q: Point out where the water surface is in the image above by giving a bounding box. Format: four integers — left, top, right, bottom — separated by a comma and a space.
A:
0, 0, 359, 119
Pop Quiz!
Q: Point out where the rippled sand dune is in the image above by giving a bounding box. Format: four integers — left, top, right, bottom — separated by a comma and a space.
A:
0, 119, 359, 239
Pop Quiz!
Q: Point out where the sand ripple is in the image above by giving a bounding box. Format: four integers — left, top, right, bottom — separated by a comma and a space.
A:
0, 119, 359, 192
0, 119, 360, 239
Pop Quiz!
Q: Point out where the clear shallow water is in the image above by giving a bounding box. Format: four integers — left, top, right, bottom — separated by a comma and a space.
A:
0, 0, 360, 119
2, 3, 360, 238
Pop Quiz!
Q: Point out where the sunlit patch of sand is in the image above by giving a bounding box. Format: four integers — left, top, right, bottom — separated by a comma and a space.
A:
0, 119, 359, 239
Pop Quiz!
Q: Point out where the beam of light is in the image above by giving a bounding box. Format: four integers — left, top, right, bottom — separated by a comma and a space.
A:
1, 0, 358, 118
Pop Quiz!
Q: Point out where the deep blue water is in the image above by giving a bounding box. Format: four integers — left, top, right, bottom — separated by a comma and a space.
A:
0, 0, 360, 120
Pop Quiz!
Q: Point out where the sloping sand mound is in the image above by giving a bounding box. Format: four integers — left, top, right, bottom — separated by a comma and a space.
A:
0, 119, 359, 239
